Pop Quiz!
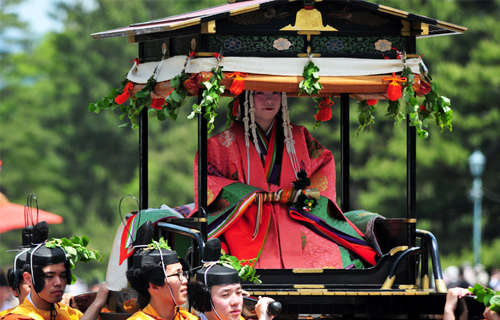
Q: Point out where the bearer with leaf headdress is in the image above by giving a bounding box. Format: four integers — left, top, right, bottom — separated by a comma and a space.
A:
125, 221, 198, 320
1, 221, 108, 320
187, 238, 275, 320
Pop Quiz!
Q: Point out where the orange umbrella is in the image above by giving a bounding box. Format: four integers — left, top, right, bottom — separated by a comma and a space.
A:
0, 192, 63, 234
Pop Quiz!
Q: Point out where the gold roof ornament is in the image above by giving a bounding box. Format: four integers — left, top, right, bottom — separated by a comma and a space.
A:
280, 8, 337, 35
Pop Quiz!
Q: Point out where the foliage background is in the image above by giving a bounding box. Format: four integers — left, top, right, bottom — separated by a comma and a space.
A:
1, 0, 499, 284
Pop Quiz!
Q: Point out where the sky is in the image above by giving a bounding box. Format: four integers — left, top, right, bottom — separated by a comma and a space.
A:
9, 0, 66, 35
1, 0, 96, 53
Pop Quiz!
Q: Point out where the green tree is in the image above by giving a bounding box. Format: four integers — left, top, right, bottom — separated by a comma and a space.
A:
1, 0, 499, 282
0, 0, 225, 281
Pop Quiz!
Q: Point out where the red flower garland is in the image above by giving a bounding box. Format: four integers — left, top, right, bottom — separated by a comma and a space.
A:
196, 72, 213, 88
151, 97, 165, 110
314, 97, 333, 122
232, 99, 240, 117
183, 74, 199, 95
115, 82, 135, 105
366, 99, 378, 106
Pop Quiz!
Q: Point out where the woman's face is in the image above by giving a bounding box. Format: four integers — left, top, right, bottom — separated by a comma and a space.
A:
209, 283, 243, 320
252, 91, 281, 129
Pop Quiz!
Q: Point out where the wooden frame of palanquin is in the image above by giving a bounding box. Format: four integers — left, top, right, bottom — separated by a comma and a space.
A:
92, 0, 483, 318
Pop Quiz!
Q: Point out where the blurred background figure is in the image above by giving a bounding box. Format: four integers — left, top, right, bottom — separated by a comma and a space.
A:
448, 265, 471, 289
1, 271, 15, 311
489, 268, 500, 291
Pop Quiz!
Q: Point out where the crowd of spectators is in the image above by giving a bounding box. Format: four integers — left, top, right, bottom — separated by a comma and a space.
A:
444, 263, 500, 291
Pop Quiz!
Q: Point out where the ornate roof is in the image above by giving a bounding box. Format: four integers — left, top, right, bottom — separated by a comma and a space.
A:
91, 0, 466, 40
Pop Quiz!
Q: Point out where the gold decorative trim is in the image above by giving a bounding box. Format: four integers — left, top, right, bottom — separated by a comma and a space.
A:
230, 4, 260, 16
128, 35, 136, 44
378, 5, 408, 18
436, 21, 468, 33
196, 52, 214, 57
297, 53, 321, 58
248, 291, 267, 296
402, 21, 429, 36
297, 289, 327, 294
422, 274, 429, 290
435, 279, 447, 293
201, 21, 216, 34
294, 285, 325, 289
292, 268, 323, 273
404, 219, 417, 223
389, 246, 408, 256
168, 18, 202, 31
401, 20, 410, 36
281, 8, 337, 34
381, 275, 396, 289
420, 22, 429, 36
399, 285, 419, 290
298, 31, 321, 35
324, 292, 346, 296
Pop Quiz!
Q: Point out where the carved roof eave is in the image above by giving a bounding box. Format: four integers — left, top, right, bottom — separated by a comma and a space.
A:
90, 0, 466, 40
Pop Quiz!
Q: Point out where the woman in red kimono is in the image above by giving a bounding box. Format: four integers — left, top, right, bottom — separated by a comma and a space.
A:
192, 91, 379, 269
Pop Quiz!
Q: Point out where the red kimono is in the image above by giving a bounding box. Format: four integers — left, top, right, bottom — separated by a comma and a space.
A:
192, 120, 378, 269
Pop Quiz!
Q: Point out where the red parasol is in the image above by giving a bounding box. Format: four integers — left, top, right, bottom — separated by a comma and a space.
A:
0, 192, 63, 234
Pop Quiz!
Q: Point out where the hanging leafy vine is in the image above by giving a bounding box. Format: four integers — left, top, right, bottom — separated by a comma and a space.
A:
356, 62, 453, 139
188, 66, 225, 133
299, 61, 323, 96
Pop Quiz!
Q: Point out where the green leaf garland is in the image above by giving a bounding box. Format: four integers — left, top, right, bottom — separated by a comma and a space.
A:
469, 283, 500, 313
355, 64, 453, 139
146, 237, 172, 251
356, 100, 376, 135
188, 66, 225, 133
163, 73, 188, 121
45, 236, 104, 284
219, 254, 261, 284
299, 61, 323, 96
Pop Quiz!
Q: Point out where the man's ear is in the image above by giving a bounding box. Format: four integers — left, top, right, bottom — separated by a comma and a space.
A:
23, 272, 32, 287
9, 287, 20, 298
149, 283, 160, 295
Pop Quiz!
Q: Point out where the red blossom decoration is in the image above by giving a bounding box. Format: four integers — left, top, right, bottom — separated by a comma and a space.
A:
212, 52, 224, 60
367, 99, 378, 106
115, 82, 135, 105
196, 72, 213, 88
232, 99, 240, 117
314, 97, 333, 122
383, 73, 407, 101
183, 74, 199, 95
227, 72, 248, 96
151, 98, 165, 110
130, 58, 140, 67
416, 79, 432, 96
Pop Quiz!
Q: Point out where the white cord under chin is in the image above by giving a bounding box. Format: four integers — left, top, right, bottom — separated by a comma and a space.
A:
156, 243, 179, 308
